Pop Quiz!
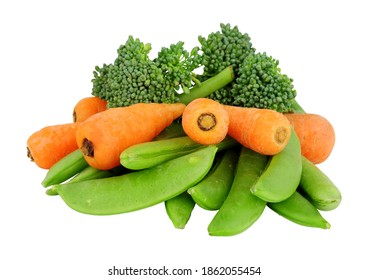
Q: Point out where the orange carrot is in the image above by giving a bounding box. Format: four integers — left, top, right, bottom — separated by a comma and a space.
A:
182, 98, 229, 145
76, 102, 186, 170
223, 106, 291, 155
285, 113, 335, 164
73, 96, 108, 122
27, 122, 81, 169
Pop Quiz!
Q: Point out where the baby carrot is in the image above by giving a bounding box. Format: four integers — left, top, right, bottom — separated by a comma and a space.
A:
73, 96, 107, 122
223, 106, 291, 155
182, 98, 229, 145
76, 102, 186, 170
27, 122, 81, 169
285, 113, 335, 164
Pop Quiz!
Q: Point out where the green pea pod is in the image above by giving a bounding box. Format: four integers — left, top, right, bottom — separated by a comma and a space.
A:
120, 136, 237, 170
268, 191, 331, 229
298, 156, 341, 211
153, 119, 186, 141
42, 149, 89, 187
69, 165, 127, 184
53, 145, 218, 215
45, 165, 127, 196
251, 129, 302, 203
188, 149, 238, 210
165, 192, 195, 229
45, 188, 59, 196
207, 147, 269, 236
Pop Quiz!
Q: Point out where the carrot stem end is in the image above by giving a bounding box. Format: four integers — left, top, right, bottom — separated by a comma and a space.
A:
275, 127, 288, 144
197, 113, 217, 131
81, 138, 94, 157
27, 147, 34, 162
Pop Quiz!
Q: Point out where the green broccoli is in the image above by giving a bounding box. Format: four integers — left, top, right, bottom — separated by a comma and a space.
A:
198, 23, 255, 79
91, 23, 299, 113
91, 36, 233, 108
196, 23, 297, 113
223, 52, 296, 112
92, 36, 176, 108
154, 41, 202, 95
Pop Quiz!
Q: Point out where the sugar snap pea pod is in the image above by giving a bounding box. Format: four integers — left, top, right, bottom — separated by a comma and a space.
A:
45, 188, 59, 196
188, 149, 238, 210
207, 147, 269, 236
121, 136, 202, 170
268, 191, 331, 229
165, 192, 196, 229
42, 149, 89, 187
153, 119, 186, 141
120, 135, 237, 170
70, 165, 127, 184
298, 156, 341, 211
251, 129, 302, 203
53, 145, 218, 215
45, 165, 128, 196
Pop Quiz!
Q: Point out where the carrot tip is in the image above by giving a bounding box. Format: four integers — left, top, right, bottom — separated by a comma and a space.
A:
72, 110, 77, 122
81, 138, 94, 157
197, 113, 217, 131
27, 147, 34, 162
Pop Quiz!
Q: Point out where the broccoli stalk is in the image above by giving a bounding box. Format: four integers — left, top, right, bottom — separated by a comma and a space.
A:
177, 66, 234, 104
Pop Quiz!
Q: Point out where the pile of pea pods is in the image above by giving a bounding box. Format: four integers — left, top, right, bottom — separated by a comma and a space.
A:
43, 124, 341, 236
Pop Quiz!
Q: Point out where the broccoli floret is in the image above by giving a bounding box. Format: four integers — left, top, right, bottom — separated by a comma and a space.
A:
196, 23, 297, 113
92, 24, 298, 112
154, 42, 202, 94
198, 23, 255, 79
92, 36, 179, 108
92, 36, 224, 108
230, 52, 296, 112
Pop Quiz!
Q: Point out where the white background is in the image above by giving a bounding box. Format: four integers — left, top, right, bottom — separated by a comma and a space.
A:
1, 0, 367, 279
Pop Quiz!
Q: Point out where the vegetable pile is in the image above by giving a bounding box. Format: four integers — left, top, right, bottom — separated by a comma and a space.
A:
27, 23, 341, 236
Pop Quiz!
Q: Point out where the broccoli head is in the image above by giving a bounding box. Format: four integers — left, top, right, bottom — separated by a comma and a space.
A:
92, 36, 202, 108
226, 52, 297, 112
154, 42, 202, 94
198, 23, 255, 79
197, 24, 297, 113
91, 24, 298, 112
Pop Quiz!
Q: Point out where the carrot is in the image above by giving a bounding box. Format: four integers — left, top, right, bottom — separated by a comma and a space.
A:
73, 96, 107, 122
76, 102, 186, 170
27, 122, 81, 169
223, 106, 291, 155
182, 98, 229, 145
285, 113, 335, 164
